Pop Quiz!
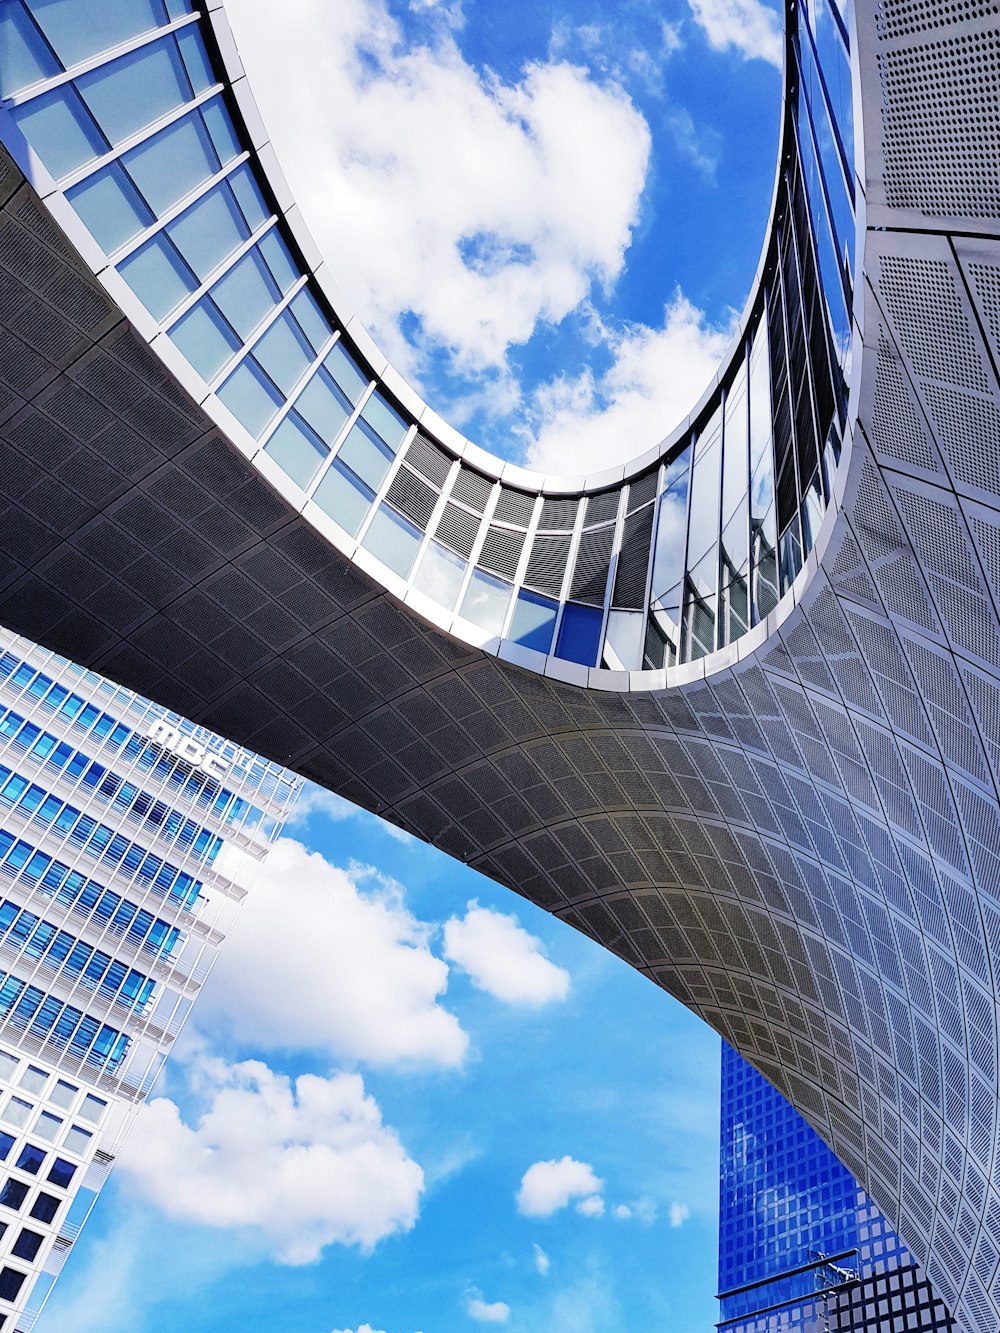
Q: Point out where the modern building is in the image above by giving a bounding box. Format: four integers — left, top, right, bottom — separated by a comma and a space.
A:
0, 628, 298, 1331
720, 1045, 954, 1333
0, 0, 999, 1328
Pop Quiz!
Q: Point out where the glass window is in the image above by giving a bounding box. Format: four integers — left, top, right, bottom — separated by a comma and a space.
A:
67, 162, 153, 255
413, 541, 466, 612
556, 603, 603, 667
119, 232, 196, 321
360, 393, 407, 451
77, 37, 189, 146
121, 108, 218, 217
11, 1229, 42, 1262
460, 570, 511, 636
325, 342, 368, 406
296, 368, 351, 446
1, 1099, 31, 1130
33, 1113, 61, 1143
258, 230, 298, 293
252, 311, 313, 394
0, 1181, 27, 1212
312, 461, 374, 537
217, 359, 282, 438
361, 505, 421, 579
650, 449, 691, 605
603, 609, 644, 671
0, 1053, 17, 1082
63, 1125, 93, 1155
228, 162, 269, 231
0, 4, 59, 101
167, 184, 248, 282
211, 248, 279, 339
176, 25, 214, 94
0, 1135, 14, 1164
46, 1158, 76, 1188
27, 0, 167, 69
49, 1081, 76, 1111
0, 1267, 25, 1302
169, 298, 240, 381
686, 410, 723, 568
17, 1067, 45, 1096
509, 590, 557, 655
290, 291, 329, 354
337, 421, 394, 492
15, 1145, 44, 1176
12, 85, 106, 180
28, 1192, 58, 1224
263, 414, 328, 490
200, 96, 240, 165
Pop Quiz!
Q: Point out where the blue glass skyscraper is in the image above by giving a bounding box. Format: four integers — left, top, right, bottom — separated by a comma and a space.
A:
719, 1044, 954, 1332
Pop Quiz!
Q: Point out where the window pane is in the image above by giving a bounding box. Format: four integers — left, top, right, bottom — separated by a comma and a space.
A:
337, 421, 394, 492
46, 1157, 76, 1188
509, 590, 557, 654
258, 230, 298, 293
11, 1229, 42, 1262
460, 570, 511, 636
413, 541, 465, 611
63, 1125, 93, 1155
17, 1066, 45, 1096
290, 291, 329, 354
170, 298, 240, 380
1, 1098, 31, 1129
360, 393, 407, 451
0, 4, 59, 101
27, 0, 165, 69
252, 310, 313, 394
556, 603, 602, 667
200, 97, 240, 166
15, 1144, 44, 1174
176, 25, 214, 94
66, 162, 153, 254
12, 86, 106, 180
34, 1112, 61, 1142
79, 1094, 106, 1123
362, 506, 421, 579
77, 37, 189, 146
312, 462, 374, 537
211, 248, 279, 339
167, 183, 248, 281
122, 109, 218, 216
325, 341, 368, 405
263, 414, 328, 490
49, 1081, 76, 1110
229, 162, 269, 231
119, 233, 195, 320
296, 368, 350, 446
217, 360, 282, 438
28, 1192, 58, 1223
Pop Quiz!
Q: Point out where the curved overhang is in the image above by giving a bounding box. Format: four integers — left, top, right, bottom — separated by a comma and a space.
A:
1, 0, 1000, 1329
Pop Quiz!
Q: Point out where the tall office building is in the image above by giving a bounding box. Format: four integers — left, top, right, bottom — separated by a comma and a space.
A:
720, 1045, 953, 1333
0, 628, 298, 1332
2, 0, 1000, 1325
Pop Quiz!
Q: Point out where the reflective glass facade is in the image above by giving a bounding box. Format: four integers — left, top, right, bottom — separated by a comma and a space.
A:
0, 630, 298, 1329
0, 0, 855, 679
720, 1045, 954, 1333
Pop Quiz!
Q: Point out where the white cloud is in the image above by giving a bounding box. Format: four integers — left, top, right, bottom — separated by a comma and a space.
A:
533, 1243, 550, 1276
286, 784, 358, 826
525, 293, 735, 475
443, 901, 570, 1006
226, 0, 651, 378
196, 838, 467, 1068
612, 1197, 658, 1224
516, 1158, 605, 1217
119, 1056, 424, 1264
576, 1195, 605, 1218
670, 1201, 691, 1227
688, 0, 783, 67
467, 1294, 511, 1323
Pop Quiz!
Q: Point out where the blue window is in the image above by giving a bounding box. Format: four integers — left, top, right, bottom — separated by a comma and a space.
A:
167, 182, 248, 282
0, 3, 59, 101
211, 248, 280, 339
11, 85, 106, 179
170, 298, 240, 381
252, 310, 313, 394
325, 341, 368, 405
119, 232, 196, 320
337, 420, 395, 492
28, 1192, 59, 1224
217, 359, 283, 437
296, 366, 351, 446
359, 392, 407, 450
556, 603, 603, 667
263, 414, 329, 490
77, 36, 190, 146
0, 1134, 15, 1163
290, 291, 329, 353
176, 25, 214, 94
362, 505, 421, 579
0, 1181, 27, 1212
15, 1145, 44, 1176
228, 163, 269, 231
26, 0, 169, 69
121, 108, 218, 216
11, 1229, 42, 1262
46, 1158, 75, 1189
258, 230, 298, 293
312, 460, 374, 537
509, 590, 558, 654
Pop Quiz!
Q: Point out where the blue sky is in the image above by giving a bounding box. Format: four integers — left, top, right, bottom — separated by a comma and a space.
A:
39, 0, 785, 1328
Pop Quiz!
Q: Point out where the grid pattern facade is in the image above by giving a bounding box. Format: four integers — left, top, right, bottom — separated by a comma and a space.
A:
0, 630, 298, 1330
719, 1044, 953, 1333
0, 0, 999, 1330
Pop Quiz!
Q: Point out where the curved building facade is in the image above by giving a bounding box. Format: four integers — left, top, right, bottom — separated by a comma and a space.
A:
1, 0, 999, 1328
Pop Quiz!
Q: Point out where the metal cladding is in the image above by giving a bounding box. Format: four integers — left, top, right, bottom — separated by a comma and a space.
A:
0, 0, 1000, 1329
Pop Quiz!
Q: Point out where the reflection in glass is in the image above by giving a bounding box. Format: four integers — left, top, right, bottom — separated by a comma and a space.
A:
556, 603, 602, 667
510, 591, 558, 655
12, 86, 106, 179
362, 505, 421, 579
263, 414, 328, 490
650, 446, 690, 603
414, 541, 466, 612
461, 570, 512, 636
687, 410, 722, 568
67, 162, 153, 253
312, 460, 373, 537
604, 610, 644, 671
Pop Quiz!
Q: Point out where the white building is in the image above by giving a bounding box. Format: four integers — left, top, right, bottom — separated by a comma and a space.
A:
0, 630, 299, 1331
